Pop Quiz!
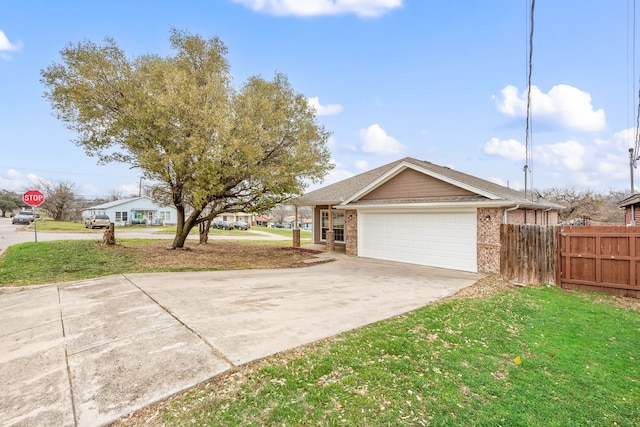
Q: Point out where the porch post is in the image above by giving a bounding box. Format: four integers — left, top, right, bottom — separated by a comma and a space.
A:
326, 204, 335, 252
293, 205, 301, 248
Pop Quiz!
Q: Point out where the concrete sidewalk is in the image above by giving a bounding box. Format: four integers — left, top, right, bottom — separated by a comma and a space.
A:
0, 256, 480, 426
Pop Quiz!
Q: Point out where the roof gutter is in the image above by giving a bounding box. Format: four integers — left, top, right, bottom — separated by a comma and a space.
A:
503, 204, 519, 224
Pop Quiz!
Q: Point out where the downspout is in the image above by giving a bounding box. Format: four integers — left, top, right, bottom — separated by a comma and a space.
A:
503, 204, 520, 224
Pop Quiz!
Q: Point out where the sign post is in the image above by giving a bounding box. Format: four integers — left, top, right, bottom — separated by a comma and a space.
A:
23, 190, 45, 243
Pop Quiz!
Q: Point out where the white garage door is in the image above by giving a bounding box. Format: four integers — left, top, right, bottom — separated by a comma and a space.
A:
358, 211, 477, 272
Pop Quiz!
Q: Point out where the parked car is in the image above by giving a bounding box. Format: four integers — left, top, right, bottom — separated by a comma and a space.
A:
18, 211, 37, 220
85, 214, 111, 229
12, 214, 33, 225
212, 220, 231, 230
272, 223, 285, 228
232, 221, 250, 230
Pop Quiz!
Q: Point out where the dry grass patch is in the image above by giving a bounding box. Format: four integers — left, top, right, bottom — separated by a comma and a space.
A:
129, 240, 316, 271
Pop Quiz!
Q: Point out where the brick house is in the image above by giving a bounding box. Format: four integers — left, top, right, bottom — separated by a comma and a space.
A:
291, 157, 561, 274
617, 193, 640, 225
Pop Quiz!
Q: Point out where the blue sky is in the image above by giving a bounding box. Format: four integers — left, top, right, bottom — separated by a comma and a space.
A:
1, 0, 638, 198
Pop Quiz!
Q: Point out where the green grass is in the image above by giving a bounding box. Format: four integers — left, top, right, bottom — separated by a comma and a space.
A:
145, 286, 640, 427
0, 240, 143, 285
27, 220, 89, 232
0, 237, 312, 286
27, 220, 152, 232
257, 226, 312, 239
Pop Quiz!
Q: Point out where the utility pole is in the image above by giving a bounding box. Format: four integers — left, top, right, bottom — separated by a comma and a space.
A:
631, 148, 637, 226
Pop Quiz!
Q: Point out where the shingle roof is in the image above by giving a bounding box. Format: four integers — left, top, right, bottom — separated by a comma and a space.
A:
86, 196, 161, 210
617, 193, 640, 208
293, 157, 563, 209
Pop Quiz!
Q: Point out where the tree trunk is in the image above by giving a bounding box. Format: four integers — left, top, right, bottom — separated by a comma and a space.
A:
199, 221, 209, 244
172, 228, 190, 248
102, 223, 116, 246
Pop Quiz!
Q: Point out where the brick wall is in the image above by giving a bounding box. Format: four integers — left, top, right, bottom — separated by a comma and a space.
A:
506, 208, 557, 225
345, 209, 358, 256
624, 206, 640, 224
477, 207, 502, 274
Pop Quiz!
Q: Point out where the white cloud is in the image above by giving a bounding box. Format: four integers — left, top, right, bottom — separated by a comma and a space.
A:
482, 128, 640, 190
354, 160, 369, 171
483, 137, 585, 172
305, 159, 354, 190
534, 140, 585, 171
482, 137, 526, 161
232, 0, 402, 17
359, 124, 405, 155
0, 169, 46, 192
119, 183, 141, 196
0, 30, 22, 59
494, 84, 606, 132
307, 97, 344, 116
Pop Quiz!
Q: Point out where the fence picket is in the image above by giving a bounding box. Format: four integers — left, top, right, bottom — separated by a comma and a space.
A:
500, 224, 640, 298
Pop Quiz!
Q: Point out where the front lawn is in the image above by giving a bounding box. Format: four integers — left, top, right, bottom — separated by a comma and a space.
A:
0, 240, 316, 286
116, 285, 640, 426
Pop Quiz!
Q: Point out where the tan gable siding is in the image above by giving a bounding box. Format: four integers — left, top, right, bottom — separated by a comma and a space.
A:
359, 168, 475, 201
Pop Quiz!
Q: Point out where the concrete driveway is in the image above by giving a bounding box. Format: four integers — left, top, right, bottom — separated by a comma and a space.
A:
0, 255, 480, 426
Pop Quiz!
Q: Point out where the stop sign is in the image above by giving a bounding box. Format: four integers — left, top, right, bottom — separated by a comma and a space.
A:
23, 190, 45, 207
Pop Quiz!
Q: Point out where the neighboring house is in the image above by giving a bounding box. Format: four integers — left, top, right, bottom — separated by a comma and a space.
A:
292, 157, 562, 274
254, 215, 271, 227
82, 196, 178, 226
213, 212, 256, 225
283, 215, 312, 230
617, 193, 640, 225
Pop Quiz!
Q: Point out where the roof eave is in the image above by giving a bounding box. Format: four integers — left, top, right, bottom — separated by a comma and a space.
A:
342, 161, 502, 205
334, 200, 562, 210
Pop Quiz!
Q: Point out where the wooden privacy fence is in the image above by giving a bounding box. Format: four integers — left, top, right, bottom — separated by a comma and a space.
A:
558, 225, 640, 298
500, 224, 557, 285
500, 224, 640, 298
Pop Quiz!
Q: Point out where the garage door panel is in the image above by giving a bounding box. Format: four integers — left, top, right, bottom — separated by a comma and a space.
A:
358, 212, 477, 272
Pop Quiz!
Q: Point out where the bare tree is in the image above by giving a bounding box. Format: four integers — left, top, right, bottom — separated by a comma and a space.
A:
34, 180, 79, 220
270, 204, 292, 226
298, 206, 312, 223
106, 189, 125, 202
541, 187, 626, 223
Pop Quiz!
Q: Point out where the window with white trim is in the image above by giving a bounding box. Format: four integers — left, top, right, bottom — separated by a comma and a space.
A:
115, 211, 128, 222
159, 211, 171, 221
320, 210, 345, 242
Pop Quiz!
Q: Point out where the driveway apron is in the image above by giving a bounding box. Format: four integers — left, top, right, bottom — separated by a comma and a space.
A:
0, 256, 480, 426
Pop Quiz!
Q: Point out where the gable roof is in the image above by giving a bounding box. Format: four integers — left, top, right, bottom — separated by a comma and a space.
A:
293, 157, 562, 210
86, 196, 172, 210
617, 193, 640, 208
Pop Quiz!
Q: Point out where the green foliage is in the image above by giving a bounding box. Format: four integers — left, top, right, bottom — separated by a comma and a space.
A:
152, 286, 640, 426
0, 190, 21, 217
41, 28, 333, 247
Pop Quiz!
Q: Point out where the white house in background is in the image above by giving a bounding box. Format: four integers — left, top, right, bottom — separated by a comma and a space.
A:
82, 196, 178, 226
213, 212, 257, 225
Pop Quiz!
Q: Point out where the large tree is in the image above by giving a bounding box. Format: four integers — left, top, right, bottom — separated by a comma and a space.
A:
0, 190, 21, 217
41, 29, 332, 247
